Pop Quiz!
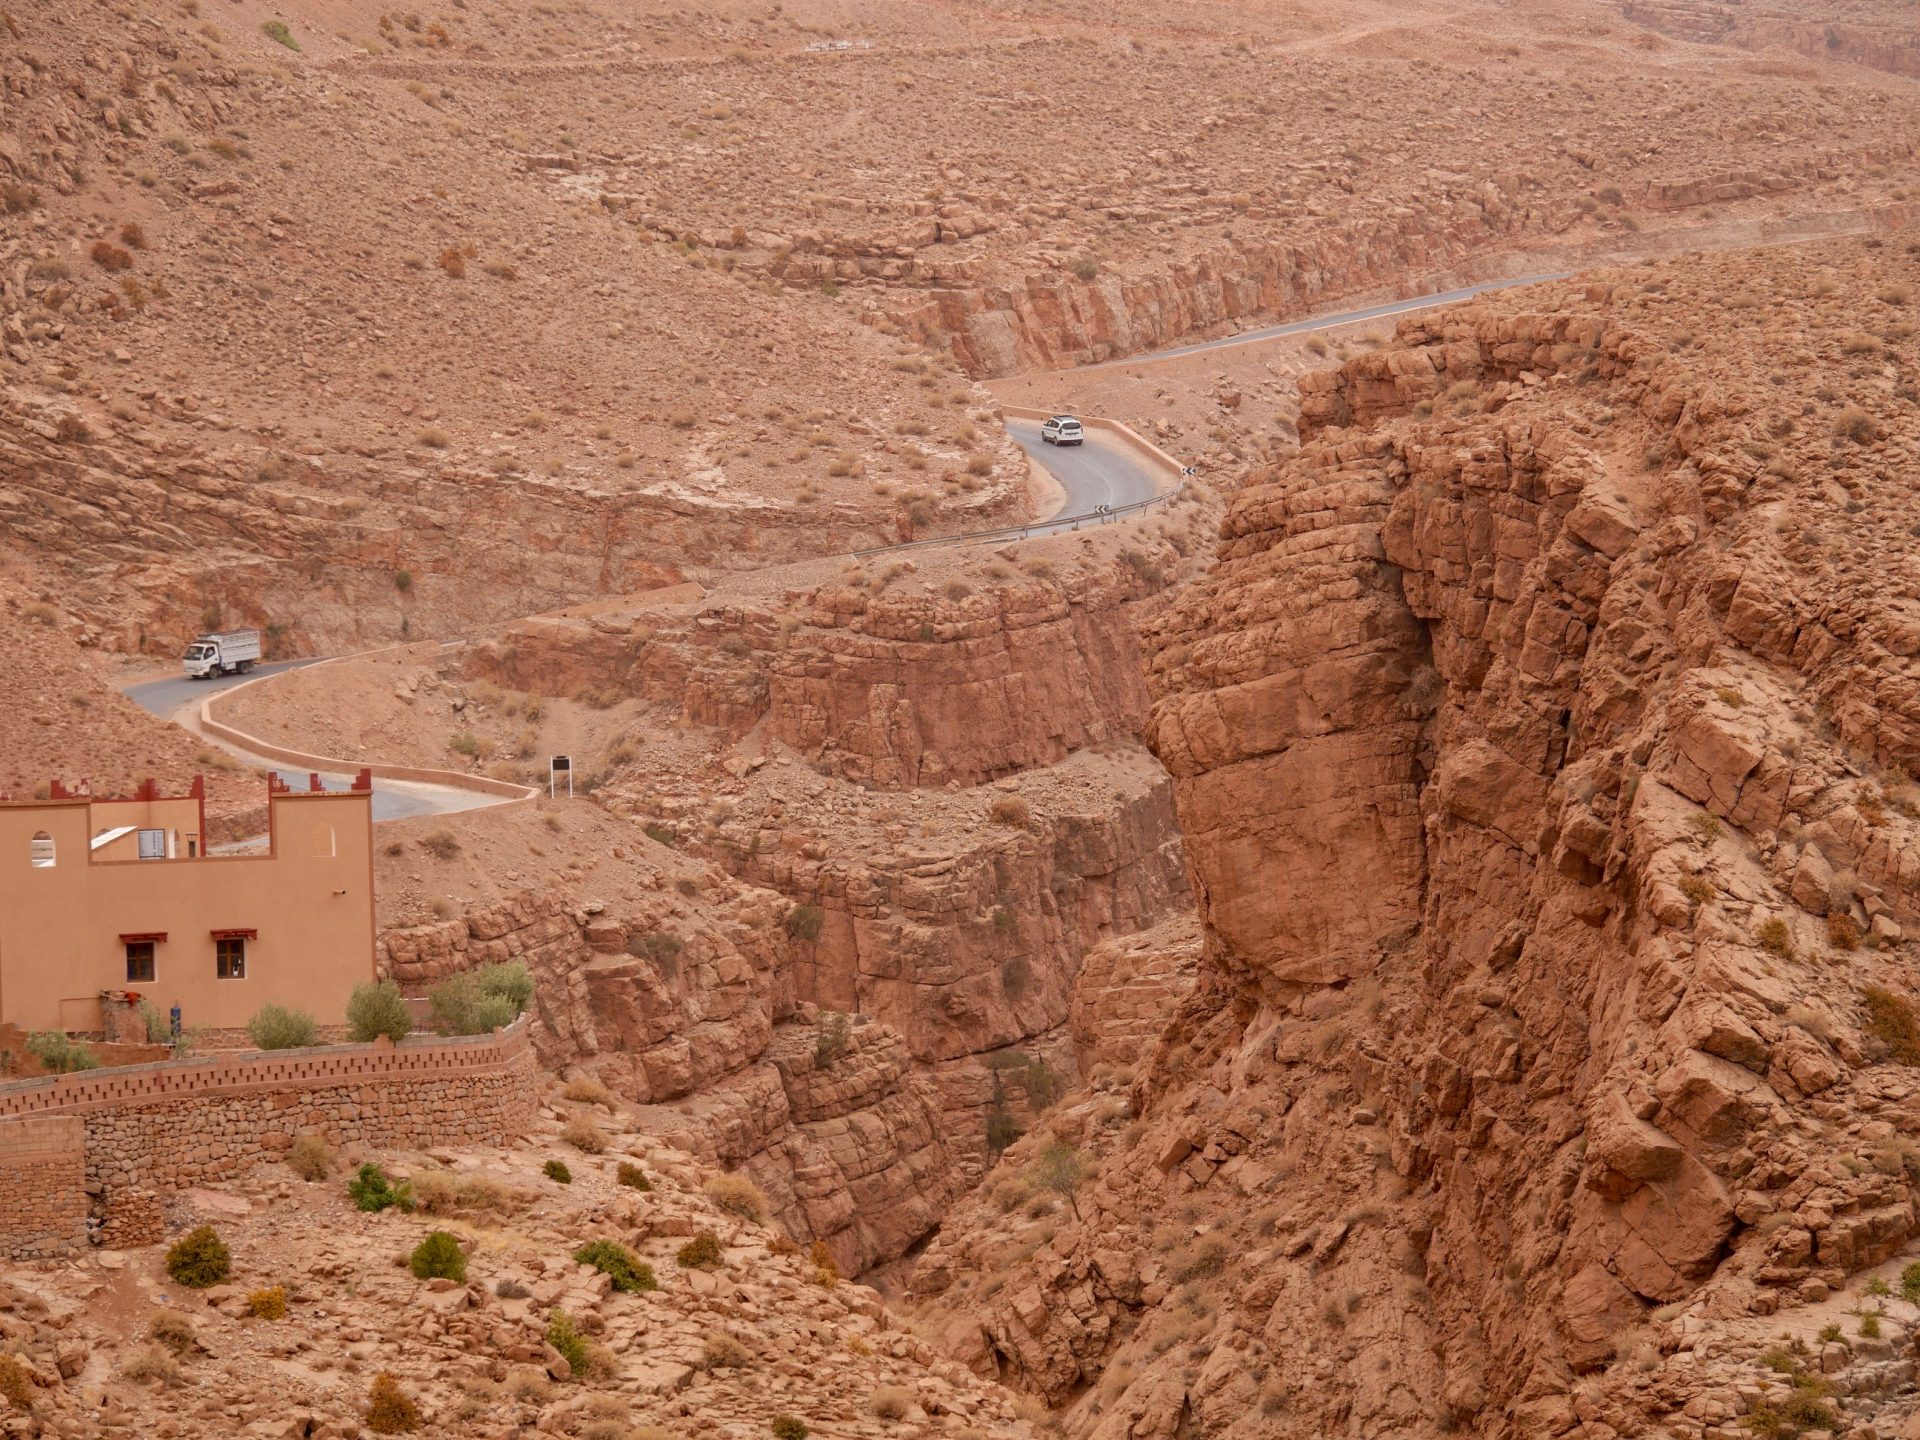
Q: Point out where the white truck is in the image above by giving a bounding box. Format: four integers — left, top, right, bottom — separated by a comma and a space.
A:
181, 628, 262, 680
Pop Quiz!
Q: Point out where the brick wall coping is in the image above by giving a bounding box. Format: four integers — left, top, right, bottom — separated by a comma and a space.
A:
0, 1018, 531, 1119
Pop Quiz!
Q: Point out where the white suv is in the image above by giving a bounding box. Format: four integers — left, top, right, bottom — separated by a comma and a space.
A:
1040, 415, 1084, 446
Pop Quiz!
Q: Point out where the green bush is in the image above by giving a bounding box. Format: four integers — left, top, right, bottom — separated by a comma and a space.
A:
346, 980, 413, 1043
1863, 986, 1920, 1064
676, 1231, 723, 1269
771, 1416, 809, 1440
409, 1230, 467, 1283
25, 1031, 97, 1073
544, 1160, 573, 1184
785, 904, 825, 942
574, 1240, 657, 1293
616, 1162, 651, 1191
1903, 1260, 1920, 1301
427, 962, 533, 1036
348, 1163, 414, 1214
165, 1226, 231, 1289
260, 19, 300, 50
546, 1310, 588, 1377
247, 1004, 318, 1050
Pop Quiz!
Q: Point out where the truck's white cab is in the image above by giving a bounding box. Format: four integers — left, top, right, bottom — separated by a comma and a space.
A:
182, 629, 263, 680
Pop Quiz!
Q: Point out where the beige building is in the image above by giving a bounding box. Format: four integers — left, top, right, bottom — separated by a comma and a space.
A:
0, 772, 376, 1035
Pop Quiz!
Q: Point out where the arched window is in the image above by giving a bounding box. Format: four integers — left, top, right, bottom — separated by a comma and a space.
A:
310, 822, 336, 858
29, 831, 55, 868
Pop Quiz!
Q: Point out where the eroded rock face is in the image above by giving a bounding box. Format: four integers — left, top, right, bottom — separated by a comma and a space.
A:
378, 887, 962, 1273
910, 240, 1920, 1438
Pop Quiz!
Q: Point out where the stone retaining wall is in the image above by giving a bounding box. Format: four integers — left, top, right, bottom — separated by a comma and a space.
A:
0, 1116, 87, 1260
0, 1024, 537, 1260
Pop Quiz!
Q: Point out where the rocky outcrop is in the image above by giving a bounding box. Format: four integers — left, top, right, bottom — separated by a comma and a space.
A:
910, 239, 1920, 1438
378, 885, 965, 1274
1622, 1, 1920, 80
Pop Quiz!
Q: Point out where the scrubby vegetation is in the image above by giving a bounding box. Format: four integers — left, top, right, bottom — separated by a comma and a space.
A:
428, 961, 533, 1036
346, 980, 414, 1043
409, 1230, 468, 1283
786, 904, 825, 942
247, 1004, 318, 1050
349, 1163, 414, 1214
813, 1011, 851, 1070
705, 1173, 769, 1223
287, 1134, 334, 1182
165, 1226, 231, 1289
771, 1415, 809, 1440
545, 1311, 589, 1376
574, 1240, 657, 1293
247, 1286, 288, 1320
366, 1372, 421, 1434
616, 1162, 652, 1191
544, 1159, 573, 1184
677, 1232, 723, 1269
1863, 986, 1920, 1064
24, 1031, 97, 1073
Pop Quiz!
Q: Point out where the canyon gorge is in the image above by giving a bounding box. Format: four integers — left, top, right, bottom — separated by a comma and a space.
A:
5, 0, 1920, 1437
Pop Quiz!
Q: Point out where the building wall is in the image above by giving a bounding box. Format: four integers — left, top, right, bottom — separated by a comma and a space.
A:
0, 1025, 536, 1259
0, 1115, 87, 1259
0, 787, 376, 1033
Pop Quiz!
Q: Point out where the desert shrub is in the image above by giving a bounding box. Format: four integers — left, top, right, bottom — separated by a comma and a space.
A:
702, 1331, 751, 1369
770, 1415, 808, 1440
677, 1232, 723, 1269
1678, 875, 1715, 905
1835, 405, 1876, 444
870, 1386, 913, 1421
412, 1170, 521, 1217
704, 1173, 768, 1223
247, 1004, 317, 1050
1069, 256, 1098, 281
419, 827, 462, 857
147, 1311, 196, 1354
346, 980, 413, 1043
574, 1240, 657, 1293
428, 961, 531, 1035
562, 1077, 615, 1108
349, 1163, 414, 1213
286, 1134, 333, 1182
366, 1372, 421, 1434
438, 246, 468, 278
409, 1230, 468, 1283
25, 1031, 97, 1073
494, 1277, 531, 1300
1827, 913, 1862, 951
768, 1234, 798, 1256
989, 794, 1032, 828
261, 19, 299, 49
247, 1286, 287, 1320
546, 1311, 589, 1377
1862, 986, 1920, 1064
1902, 1260, 1920, 1301
786, 904, 825, 942
165, 1226, 231, 1289
1860, 1312, 1883, 1339
0, 1353, 33, 1409
1754, 918, 1794, 958
809, 1240, 839, 1287
1030, 1142, 1088, 1220
616, 1162, 651, 1191
544, 1159, 573, 1184
561, 1117, 607, 1154
814, 1010, 851, 1070
90, 241, 133, 271
122, 1343, 179, 1384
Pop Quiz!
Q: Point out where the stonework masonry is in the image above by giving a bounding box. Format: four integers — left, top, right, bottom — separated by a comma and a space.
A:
0, 1023, 536, 1259
0, 1115, 86, 1260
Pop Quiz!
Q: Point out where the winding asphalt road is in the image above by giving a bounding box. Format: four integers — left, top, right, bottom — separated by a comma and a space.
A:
124, 662, 498, 822
1017, 271, 1569, 518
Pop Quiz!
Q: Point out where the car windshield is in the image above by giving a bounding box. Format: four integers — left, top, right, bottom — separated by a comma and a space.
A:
185, 645, 211, 659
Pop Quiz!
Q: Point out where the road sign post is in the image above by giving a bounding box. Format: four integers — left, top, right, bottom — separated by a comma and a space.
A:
550, 755, 572, 799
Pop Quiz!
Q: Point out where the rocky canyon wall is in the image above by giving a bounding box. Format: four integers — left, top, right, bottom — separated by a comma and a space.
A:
910, 239, 1920, 1438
